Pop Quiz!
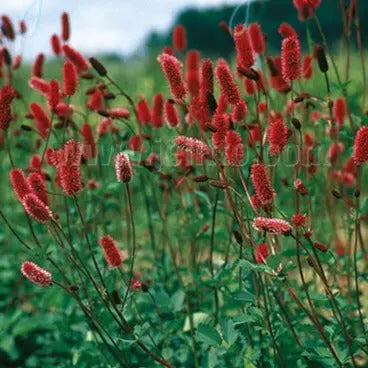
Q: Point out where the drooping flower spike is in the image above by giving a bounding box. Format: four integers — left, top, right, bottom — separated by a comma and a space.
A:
21, 261, 52, 287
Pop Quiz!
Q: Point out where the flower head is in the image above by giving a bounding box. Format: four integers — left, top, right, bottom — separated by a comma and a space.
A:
115, 153, 133, 183
253, 217, 292, 235
99, 235, 125, 268
21, 261, 52, 287
251, 163, 275, 205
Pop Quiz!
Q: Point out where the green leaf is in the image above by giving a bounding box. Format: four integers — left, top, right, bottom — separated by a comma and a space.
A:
196, 324, 222, 347
220, 319, 238, 346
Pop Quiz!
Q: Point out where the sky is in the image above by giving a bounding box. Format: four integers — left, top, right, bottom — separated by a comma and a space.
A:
4, 0, 247, 60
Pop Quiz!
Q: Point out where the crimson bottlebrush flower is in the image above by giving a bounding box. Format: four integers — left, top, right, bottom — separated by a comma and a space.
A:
29, 77, 50, 96
61, 12, 70, 42
244, 78, 256, 95
278, 23, 297, 38
250, 194, 262, 209
87, 89, 103, 111
216, 94, 228, 114
47, 80, 61, 112
115, 153, 132, 182
211, 112, 230, 150
10, 169, 32, 202
107, 107, 130, 119
257, 102, 267, 113
333, 97, 346, 126
173, 25, 186, 51
99, 235, 125, 268
255, 243, 269, 264
176, 150, 190, 168
328, 142, 344, 165
32, 53, 45, 78
63, 61, 78, 96
174, 135, 211, 157
270, 56, 290, 93
281, 36, 301, 81
251, 163, 275, 205
97, 117, 112, 136
162, 46, 174, 55
0, 85, 15, 130
225, 130, 244, 166
55, 102, 73, 119
216, 59, 241, 105
62, 140, 82, 166
30, 103, 50, 139
13, 55, 22, 70
45, 148, 57, 166
28, 172, 49, 205
268, 118, 288, 156
129, 135, 143, 152
248, 125, 261, 146
151, 93, 164, 128
21, 261, 52, 287
50, 34, 61, 56
186, 70, 200, 96
137, 97, 151, 125
353, 126, 368, 165
186, 50, 200, 71
62, 45, 89, 73
294, 178, 308, 195
28, 155, 43, 174
293, 0, 321, 21
233, 25, 255, 69
253, 217, 292, 235
158, 53, 186, 100
200, 59, 214, 99
81, 123, 97, 159
343, 157, 358, 177
231, 100, 248, 122
1, 16, 15, 41
165, 100, 180, 127
23, 193, 52, 224
248, 23, 265, 55
292, 213, 307, 228
302, 55, 313, 80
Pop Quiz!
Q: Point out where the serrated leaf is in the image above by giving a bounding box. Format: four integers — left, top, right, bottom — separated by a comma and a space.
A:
196, 324, 221, 347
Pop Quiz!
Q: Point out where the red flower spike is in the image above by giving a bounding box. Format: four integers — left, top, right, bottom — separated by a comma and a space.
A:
211, 112, 230, 151
248, 23, 265, 55
10, 169, 32, 202
151, 93, 164, 128
99, 235, 125, 268
231, 100, 248, 122
29, 77, 50, 97
23, 193, 52, 224
251, 163, 275, 205
255, 243, 269, 264
62, 45, 89, 73
353, 126, 368, 165
233, 24, 255, 69
293, 0, 321, 21
63, 61, 78, 96
30, 103, 50, 139
173, 25, 186, 51
1, 16, 15, 41
302, 55, 313, 80
278, 23, 297, 38
176, 150, 190, 168
281, 36, 301, 81
174, 136, 211, 158
115, 153, 133, 183
87, 90, 103, 111
13, 55, 22, 70
51, 34, 61, 56
48, 80, 61, 111
32, 53, 45, 78
61, 12, 70, 42
244, 78, 256, 96
292, 213, 307, 228
253, 217, 292, 235
97, 117, 112, 136
81, 123, 97, 159
28, 172, 49, 205
158, 53, 186, 100
0, 86, 15, 131
59, 165, 82, 195
129, 135, 144, 152
200, 59, 214, 99
294, 178, 308, 195
107, 107, 130, 119
216, 59, 241, 105
137, 98, 151, 125
333, 97, 346, 126
21, 261, 52, 287
268, 118, 288, 156
225, 130, 244, 166
165, 100, 180, 127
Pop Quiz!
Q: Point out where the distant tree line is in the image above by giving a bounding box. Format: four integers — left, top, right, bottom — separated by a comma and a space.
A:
145, 0, 368, 57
